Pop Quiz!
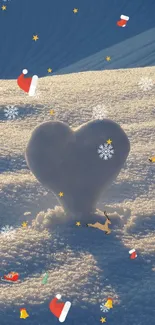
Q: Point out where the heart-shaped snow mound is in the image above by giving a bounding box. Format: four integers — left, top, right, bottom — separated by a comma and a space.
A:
25, 120, 130, 219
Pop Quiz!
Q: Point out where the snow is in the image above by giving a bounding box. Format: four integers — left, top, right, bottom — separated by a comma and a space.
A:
92, 105, 108, 120
138, 77, 154, 91
0, 225, 16, 239
0, 67, 155, 325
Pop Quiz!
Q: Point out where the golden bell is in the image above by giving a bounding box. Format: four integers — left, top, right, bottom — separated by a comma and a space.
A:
20, 308, 29, 319
104, 298, 113, 309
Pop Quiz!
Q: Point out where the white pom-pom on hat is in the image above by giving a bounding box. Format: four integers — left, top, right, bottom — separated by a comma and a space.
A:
56, 294, 61, 300
22, 69, 28, 75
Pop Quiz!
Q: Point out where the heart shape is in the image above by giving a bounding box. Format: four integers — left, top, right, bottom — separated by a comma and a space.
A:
25, 120, 130, 218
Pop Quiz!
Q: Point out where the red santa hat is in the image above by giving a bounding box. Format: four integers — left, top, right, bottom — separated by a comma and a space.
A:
49, 294, 71, 323
17, 69, 38, 96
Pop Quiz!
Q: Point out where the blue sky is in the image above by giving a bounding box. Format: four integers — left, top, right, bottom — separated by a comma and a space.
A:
0, 0, 155, 78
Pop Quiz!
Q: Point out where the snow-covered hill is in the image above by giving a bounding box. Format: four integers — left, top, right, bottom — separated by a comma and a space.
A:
0, 67, 155, 325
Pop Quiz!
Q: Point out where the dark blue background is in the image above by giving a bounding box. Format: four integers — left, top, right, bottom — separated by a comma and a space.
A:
0, 0, 155, 79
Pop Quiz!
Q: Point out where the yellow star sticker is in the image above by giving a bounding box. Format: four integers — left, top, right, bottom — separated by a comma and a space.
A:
73, 8, 78, 13
58, 192, 64, 197
76, 222, 81, 226
22, 221, 28, 228
100, 317, 106, 323
106, 56, 111, 61
1, 5, 7, 10
50, 109, 55, 115
149, 156, 155, 162
107, 139, 112, 144
32, 35, 39, 41
47, 68, 52, 73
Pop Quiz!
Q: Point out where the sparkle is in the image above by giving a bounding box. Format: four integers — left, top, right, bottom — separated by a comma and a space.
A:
58, 192, 64, 197
106, 56, 111, 61
32, 35, 39, 41
76, 222, 81, 226
50, 109, 55, 116
100, 317, 106, 323
73, 8, 78, 13
106, 139, 112, 145
21, 222, 28, 228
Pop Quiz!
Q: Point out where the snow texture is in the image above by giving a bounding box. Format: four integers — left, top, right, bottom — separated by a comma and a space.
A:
0, 225, 16, 240
92, 105, 108, 120
0, 67, 155, 325
138, 77, 154, 91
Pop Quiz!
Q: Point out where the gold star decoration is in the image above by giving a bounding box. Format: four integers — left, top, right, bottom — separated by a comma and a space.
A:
1, 5, 6, 10
76, 222, 81, 226
149, 156, 155, 162
106, 56, 111, 61
47, 68, 52, 73
58, 192, 64, 197
100, 317, 106, 323
50, 109, 55, 116
22, 221, 28, 228
73, 8, 78, 13
106, 139, 112, 145
32, 35, 39, 41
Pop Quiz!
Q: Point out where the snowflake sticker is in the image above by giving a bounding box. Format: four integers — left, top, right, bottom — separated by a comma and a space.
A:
97, 143, 114, 160
138, 77, 154, 91
100, 303, 109, 313
4, 105, 19, 120
1, 225, 16, 240
92, 104, 108, 120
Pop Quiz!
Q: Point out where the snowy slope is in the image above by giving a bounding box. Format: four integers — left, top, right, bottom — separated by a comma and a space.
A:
0, 0, 155, 79
0, 67, 155, 325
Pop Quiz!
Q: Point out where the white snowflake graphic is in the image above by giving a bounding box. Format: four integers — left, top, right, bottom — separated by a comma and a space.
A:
97, 143, 114, 160
92, 104, 108, 120
138, 77, 154, 91
100, 303, 109, 313
1, 225, 16, 239
4, 105, 19, 119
